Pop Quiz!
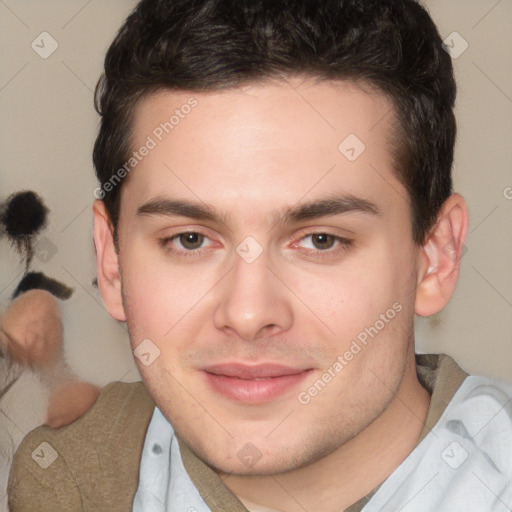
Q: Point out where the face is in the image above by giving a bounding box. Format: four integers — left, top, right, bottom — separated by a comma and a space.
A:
113, 78, 422, 475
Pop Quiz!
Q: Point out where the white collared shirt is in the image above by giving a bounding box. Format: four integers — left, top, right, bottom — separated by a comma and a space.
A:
133, 376, 512, 512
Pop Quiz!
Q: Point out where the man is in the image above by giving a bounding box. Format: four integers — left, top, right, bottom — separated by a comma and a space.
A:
7, 0, 512, 511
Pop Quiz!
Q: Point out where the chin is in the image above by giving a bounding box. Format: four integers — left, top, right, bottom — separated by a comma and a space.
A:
190, 427, 340, 477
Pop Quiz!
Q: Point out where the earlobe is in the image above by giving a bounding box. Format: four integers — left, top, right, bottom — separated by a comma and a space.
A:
92, 200, 126, 322
415, 193, 469, 317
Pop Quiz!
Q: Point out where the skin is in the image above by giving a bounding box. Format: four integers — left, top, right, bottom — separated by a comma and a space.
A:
0, 290, 63, 369
93, 77, 468, 511
0, 289, 101, 429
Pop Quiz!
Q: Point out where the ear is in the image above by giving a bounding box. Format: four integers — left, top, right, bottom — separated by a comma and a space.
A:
92, 200, 126, 322
415, 193, 469, 317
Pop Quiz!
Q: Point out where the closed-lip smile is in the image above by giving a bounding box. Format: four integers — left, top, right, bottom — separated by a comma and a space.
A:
202, 362, 313, 403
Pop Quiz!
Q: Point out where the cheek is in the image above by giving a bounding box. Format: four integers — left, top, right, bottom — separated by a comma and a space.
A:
119, 249, 216, 361
287, 254, 402, 334
121, 245, 192, 318
288, 247, 414, 373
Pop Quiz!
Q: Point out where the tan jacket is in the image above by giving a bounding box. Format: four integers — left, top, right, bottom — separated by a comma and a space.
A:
7, 354, 467, 512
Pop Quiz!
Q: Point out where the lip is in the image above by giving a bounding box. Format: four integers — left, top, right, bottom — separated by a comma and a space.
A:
202, 363, 313, 403
204, 363, 310, 379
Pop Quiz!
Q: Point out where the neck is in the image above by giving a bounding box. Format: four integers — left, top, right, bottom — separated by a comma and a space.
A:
221, 355, 431, 512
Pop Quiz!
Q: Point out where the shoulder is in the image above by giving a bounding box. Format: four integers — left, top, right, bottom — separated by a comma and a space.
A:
450, 374, 512, 422
441, 375, 512, 476
8, 380, 155, 512
452, 375, 512, 416
10, 380, 155, 451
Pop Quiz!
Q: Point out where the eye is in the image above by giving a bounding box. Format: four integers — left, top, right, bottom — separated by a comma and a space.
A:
292, 232, 352, 259
175, 232, 205, 250
158, 231, 213, 257
301, 233, 337, 250
158, 230, 352, 260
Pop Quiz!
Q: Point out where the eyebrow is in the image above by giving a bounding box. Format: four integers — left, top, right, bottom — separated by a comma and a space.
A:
136, 193, 380, 226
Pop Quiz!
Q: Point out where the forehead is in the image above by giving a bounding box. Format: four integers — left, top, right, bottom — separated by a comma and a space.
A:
132, 78, 395, 153
122, 78, 406, 224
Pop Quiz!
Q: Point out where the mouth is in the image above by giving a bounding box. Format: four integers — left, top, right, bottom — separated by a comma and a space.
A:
201, 363, 314, 404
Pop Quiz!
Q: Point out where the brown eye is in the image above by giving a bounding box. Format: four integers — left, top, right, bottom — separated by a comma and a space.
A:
292, 232, 353, 261
311, 233, 336, 250
179, 232, 204, 250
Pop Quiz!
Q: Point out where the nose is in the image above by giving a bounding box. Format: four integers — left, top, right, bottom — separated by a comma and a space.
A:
213, 247, 294, 342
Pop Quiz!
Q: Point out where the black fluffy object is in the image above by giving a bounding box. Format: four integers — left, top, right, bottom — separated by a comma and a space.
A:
12, 271, 74, 300
1, 191, 48, 237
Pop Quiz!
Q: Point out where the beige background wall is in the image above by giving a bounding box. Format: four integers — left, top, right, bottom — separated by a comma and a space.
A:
0, 3, 511, 503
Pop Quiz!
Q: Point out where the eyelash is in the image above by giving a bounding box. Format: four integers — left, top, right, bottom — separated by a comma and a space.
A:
158, 230, 353, 260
